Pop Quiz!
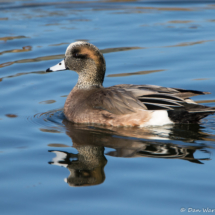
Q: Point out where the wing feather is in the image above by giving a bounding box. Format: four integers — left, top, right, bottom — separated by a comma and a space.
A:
89, 88, 146, 115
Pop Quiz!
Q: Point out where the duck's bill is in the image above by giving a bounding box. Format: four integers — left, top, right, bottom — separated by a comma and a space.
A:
46, 59, 67, 72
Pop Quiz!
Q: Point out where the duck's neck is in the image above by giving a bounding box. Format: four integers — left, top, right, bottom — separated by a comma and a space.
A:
75, 68, 105, 89
75, 81, 103, 89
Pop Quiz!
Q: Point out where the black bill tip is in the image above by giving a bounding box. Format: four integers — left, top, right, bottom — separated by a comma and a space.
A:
46, 68, 52, 72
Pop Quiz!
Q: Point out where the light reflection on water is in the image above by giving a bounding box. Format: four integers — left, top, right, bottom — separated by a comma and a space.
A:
1, 0, 215, 214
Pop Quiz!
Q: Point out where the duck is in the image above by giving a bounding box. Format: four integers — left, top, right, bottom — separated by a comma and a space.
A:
46, 41, 215, 127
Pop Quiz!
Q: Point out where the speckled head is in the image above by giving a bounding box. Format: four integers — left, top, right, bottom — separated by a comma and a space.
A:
46, 41, 106, 89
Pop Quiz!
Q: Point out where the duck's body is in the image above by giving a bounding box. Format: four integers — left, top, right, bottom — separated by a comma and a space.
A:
47, 41, 215, 127
64, 86, 154, 126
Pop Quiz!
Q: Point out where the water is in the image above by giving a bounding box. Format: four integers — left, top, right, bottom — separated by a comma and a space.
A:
1, 0, 215, 214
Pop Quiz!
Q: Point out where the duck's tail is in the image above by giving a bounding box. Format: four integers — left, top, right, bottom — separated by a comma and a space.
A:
168, 105, 215, 124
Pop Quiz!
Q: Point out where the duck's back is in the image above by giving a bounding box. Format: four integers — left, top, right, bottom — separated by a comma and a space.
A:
64, 85, 215, 126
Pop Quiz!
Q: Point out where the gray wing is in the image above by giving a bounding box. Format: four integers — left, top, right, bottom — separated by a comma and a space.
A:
112, 84, 210, 98
87, 85, 213, 115
88, 88, 147, 115
110, 84, 212, 111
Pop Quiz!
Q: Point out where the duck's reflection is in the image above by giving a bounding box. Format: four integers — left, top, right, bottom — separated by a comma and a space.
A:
48, 118, 211, 187
49, 146, 107, 187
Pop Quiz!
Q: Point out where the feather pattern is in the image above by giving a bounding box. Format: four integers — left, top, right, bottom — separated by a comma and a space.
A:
88, 87, 147, 115
85, 85, 213, 116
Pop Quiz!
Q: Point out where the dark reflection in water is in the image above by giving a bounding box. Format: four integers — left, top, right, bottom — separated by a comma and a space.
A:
107, 69, 165, 77
0, 35, 28, 41
0, 46, 32, 56
49, 146, 107, 187
45, 112, 212, 187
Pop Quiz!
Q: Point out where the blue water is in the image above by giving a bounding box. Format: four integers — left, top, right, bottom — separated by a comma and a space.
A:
1, 0, 215, 214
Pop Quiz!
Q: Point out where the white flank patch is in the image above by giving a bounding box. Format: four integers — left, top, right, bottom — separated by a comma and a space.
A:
143, 110, 174, 127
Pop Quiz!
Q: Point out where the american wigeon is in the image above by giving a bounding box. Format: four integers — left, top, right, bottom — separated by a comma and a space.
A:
46, 41, 215, 127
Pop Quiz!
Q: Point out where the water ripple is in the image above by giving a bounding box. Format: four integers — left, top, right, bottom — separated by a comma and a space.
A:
27, 108, 65, 133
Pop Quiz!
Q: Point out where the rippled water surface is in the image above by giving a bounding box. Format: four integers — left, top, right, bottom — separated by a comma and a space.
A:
1, 0, 215, 214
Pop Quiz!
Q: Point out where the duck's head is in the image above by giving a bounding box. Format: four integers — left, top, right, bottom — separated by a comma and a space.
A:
46, 41, 106, 89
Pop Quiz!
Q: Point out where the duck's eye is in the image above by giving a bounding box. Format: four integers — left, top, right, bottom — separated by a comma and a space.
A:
72, 52, 79, 58
59, 63, 61, 65
72, 51, 86, 59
